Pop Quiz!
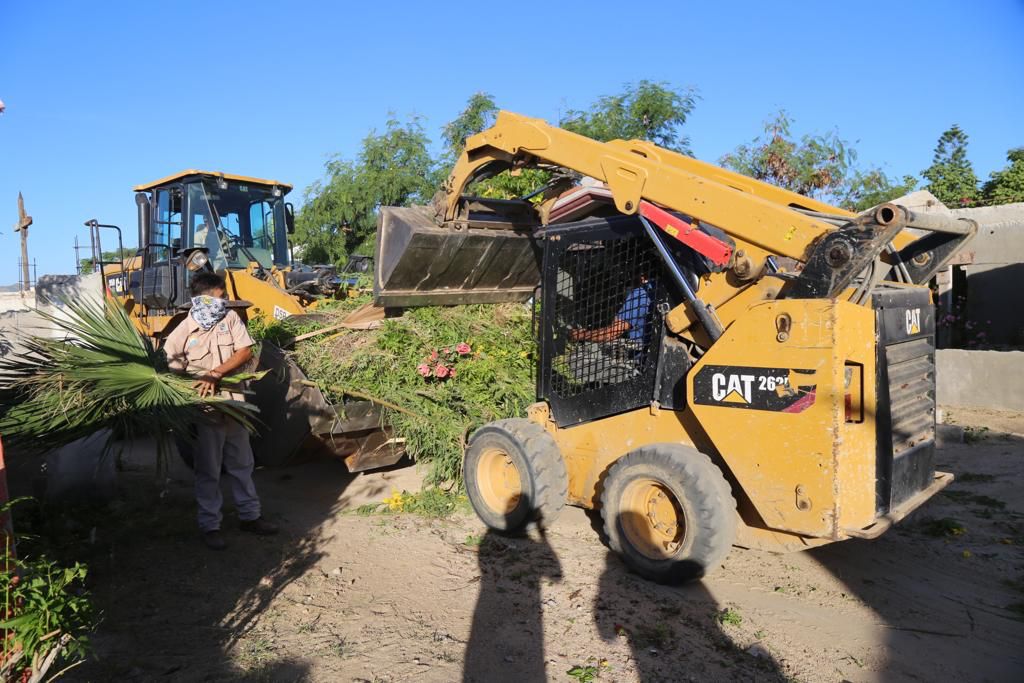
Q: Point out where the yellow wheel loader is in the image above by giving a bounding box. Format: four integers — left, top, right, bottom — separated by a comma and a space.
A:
375, 112, 977, 583
94, 170, 402, 471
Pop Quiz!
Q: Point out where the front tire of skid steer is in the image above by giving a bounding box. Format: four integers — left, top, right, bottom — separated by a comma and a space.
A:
464, 419, 568, 533
601, 444, 737, 584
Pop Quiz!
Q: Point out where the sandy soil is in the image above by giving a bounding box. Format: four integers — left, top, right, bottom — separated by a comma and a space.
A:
12, 406, 1024, 682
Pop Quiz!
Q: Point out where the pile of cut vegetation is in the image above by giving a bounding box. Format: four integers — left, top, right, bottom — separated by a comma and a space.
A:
253, 297, 536, 484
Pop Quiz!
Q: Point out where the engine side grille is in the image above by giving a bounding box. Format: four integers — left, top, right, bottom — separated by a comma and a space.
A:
872, 286, 936, 514
885, 338, 935, 456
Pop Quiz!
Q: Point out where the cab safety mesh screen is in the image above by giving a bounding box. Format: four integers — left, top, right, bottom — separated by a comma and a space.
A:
539, 217, 668, 425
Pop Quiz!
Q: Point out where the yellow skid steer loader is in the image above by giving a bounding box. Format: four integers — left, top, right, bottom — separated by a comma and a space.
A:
375, 112, 976, 583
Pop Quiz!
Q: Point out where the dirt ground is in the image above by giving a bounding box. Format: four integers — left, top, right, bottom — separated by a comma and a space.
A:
11, 406, 1024, 682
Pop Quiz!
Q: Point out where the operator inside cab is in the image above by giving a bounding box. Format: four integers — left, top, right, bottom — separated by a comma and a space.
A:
570, 274, 654, 347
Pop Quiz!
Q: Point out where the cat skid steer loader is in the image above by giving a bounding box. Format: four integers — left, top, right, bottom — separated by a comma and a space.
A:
375, 111, 976, 583
93, 171, 402, 471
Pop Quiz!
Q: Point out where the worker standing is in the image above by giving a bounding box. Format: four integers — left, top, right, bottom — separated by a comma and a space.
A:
163, 272, 279, 549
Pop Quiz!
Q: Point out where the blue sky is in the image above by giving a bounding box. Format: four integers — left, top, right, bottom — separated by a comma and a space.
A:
1, 0, 1021, 285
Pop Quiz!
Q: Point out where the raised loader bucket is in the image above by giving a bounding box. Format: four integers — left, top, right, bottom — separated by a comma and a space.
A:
249, 343, 405, 471
374, 204, 542, 307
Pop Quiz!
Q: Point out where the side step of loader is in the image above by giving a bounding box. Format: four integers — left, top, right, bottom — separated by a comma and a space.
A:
374, 205, 541, 307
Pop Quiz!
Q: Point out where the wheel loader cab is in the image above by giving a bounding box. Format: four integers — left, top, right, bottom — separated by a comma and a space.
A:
122, 170, 299, 336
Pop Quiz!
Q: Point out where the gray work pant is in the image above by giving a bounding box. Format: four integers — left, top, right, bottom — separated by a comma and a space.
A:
194, 415, 261, 531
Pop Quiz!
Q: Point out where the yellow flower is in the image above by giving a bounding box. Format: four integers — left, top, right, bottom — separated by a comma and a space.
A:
383, 489, 406, 512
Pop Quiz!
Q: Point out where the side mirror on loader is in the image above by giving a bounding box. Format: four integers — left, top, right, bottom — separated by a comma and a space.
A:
285, 203, 296, 235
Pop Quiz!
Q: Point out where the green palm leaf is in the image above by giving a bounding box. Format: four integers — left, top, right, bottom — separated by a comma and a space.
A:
0, 297, 261, 455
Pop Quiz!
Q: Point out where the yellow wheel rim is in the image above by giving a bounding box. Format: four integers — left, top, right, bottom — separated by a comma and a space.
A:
620, 478, 686, 560
476, 448, 522, 514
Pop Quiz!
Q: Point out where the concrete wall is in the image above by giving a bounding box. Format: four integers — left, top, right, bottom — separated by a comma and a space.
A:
891, 191, 1024, 347
936, 349, 1024, 411
0, 273, 105, 361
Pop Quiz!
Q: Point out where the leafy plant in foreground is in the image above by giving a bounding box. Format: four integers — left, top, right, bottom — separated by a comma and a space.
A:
1, 499, 94, 682
0, 298, 260, 458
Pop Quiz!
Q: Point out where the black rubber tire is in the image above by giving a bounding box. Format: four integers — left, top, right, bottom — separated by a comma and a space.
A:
464, 419, 568, 533
600, 444, 737, 584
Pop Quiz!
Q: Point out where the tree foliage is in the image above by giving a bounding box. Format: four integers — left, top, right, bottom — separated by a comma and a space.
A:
720, 111, 857, 202
79, 247, 135, 274
561, 80, 698, 154
982, 147, 1024, 205
841, 170, 918, 212
438, 92, 497, 176
294, 83, 704, 263
921, 124, 979, 207
295, 117, 434, 264
435, 92, 547, 200
721, 111, 917, 211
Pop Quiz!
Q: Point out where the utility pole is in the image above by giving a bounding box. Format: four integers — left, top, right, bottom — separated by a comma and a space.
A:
14, 192, 32, 296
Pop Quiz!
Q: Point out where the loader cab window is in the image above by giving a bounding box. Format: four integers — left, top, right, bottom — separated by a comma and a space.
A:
185, 180, 290, 272
151, 187, 182, 265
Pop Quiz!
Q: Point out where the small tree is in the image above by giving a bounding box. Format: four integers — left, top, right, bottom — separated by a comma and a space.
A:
722, 111, 920, 211
842, 170, 918, 212
561, 80, 698, 154
295, 117, 434, 263
720, 111, 857, 202
981, 147, 1024, 205
921, 124, 979, 207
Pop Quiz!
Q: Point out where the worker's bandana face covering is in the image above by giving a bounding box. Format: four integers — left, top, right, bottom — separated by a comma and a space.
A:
190, 295, 227, 330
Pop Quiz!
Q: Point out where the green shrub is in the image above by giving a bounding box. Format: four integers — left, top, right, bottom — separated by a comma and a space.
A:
295, 302, 535, 484
0, 501, 94, 681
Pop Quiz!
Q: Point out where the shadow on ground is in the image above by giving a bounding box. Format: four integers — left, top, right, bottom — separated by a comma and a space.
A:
7, 443, 405, 681
463, 508, 787, 682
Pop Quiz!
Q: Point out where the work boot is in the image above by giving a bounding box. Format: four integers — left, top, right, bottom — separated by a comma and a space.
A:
239, 517, 279, 536
203, 530, 227, 550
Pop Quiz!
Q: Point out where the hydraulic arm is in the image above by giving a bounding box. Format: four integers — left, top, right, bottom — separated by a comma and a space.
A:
376, 111, 977, 327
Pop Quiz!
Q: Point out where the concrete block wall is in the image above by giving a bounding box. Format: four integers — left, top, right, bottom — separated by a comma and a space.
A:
936, 349, 1024, 411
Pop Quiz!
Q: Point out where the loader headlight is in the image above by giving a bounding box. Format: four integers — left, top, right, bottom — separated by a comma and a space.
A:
186, 250, 210, 272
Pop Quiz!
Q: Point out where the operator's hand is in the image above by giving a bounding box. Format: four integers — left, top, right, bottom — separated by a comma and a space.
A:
193, 371, 222, 398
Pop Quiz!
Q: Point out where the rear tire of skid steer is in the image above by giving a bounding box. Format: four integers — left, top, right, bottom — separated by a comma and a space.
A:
464, 419, 568, 533
600, 444, 737, 584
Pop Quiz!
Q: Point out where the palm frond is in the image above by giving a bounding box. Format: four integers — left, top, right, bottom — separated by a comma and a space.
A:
0, 297, 261, 454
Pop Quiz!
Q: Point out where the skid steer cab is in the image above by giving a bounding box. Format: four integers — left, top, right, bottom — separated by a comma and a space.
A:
376, 112, 977, 584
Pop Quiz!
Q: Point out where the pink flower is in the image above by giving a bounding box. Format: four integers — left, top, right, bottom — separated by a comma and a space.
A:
456, 342, 471, 355
430, 350, 439, 361
442, 348, 450, 355
416, 363, 431, 377
450, 369, 457, 378
434, 364, 450, 379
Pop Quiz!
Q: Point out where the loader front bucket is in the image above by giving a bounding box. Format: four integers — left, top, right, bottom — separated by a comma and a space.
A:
374, 205, 542, 307
249, 343, 405, 471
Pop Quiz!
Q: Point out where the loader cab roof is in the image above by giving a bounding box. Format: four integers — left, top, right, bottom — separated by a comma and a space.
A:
134, 170, 293, 194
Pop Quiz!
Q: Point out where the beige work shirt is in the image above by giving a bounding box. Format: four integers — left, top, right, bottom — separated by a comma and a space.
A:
163, 309, 254, 401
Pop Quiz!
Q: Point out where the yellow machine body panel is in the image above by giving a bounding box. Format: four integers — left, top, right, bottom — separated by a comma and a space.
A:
685, 298, 878, 538
526, 297, 878, 542
527, 402, 702, 508
224, 268, 305, 321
